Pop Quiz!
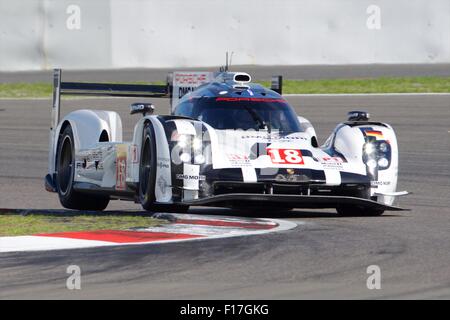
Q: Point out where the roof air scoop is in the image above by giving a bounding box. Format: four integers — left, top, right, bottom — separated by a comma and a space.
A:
347, 110, 370, 121
214, 72, 252, 89
233, 73, 251, 84
232, 73, 251, 90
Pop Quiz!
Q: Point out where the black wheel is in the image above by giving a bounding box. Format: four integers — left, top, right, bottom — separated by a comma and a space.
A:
336, 206, 384, 217
56, 125, 109, 211
336, 187, 385, 217
231, 205, 294, 214
138, 122, 189, 213
151, 204, 190, 213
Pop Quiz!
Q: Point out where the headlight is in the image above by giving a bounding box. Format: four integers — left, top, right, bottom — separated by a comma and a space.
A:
363, 139, 391, 171
180, 153, 191, 163
366, 159, 377, 168
192, 138, 202, 150
364, 143, 375, 155
177, 134, 189, 148
378, 157, 389, 168
378, 142, 388, 153
194, 154, 205, 164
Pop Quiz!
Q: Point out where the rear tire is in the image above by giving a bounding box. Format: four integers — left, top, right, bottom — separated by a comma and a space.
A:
56, 125, 109, 211
336, 187, 385, 217
138, 122, 189, 213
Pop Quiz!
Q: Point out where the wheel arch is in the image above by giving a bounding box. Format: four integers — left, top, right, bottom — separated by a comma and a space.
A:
50, 110, 123, 174
297, 116, 318, 147
134, 116, 174, 204
331, 122, 399, 205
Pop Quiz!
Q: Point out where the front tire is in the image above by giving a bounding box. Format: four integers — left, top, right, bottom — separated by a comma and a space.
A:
231, 204, 294, 214
336, 206, 385, 217
56, 125, 109, 211
336, 187, 385, 217
138, 122, 189, 213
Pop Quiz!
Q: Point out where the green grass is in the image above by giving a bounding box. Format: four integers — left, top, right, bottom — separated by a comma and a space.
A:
1, 77, 450, 98
0, 213, 166, 237
259, 76, 450, 94
0, 82, 53, 98
0, 81, 165, 99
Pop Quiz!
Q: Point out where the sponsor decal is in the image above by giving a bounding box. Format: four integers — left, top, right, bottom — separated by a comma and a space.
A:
86, 150, 102, 161
321, 156, 344, 163
180, 164, 202, 192
320, 156, 344, 169
79, 150, 101, 170
157, 157, 170, 169
76, 159, 102, 171
171, 72, 214, 112
228, 154, 249, 160
241, 134, 307, 141
76, 147, 110, 171
371, 180, 391, 187
178, 87, 195, 98
130, 144, 138, 163
174, 73, 210, 86
227, 154, 251, 167
176, 174, 206, 181
115, 145, 127, 190
267, 148, 304, 165
157, 175, 169, 197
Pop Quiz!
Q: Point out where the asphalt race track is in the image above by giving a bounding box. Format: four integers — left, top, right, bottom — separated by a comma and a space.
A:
2, 63, 450, 83
0, 92, 449, 299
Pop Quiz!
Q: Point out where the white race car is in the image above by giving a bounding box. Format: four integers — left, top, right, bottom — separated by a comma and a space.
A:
45, 69, 407, 215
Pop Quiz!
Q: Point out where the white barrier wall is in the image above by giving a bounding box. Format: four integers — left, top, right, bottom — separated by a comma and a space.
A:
1, 0, 449, 71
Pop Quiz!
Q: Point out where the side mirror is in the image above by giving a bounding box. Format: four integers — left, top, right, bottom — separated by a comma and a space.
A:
130, 103, 154, 116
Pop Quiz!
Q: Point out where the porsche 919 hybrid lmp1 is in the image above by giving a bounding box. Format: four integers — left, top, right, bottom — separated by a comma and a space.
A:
45, 69, 407, 216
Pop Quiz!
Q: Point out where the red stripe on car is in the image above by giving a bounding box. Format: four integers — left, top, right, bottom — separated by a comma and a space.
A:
215, 97, 286, 103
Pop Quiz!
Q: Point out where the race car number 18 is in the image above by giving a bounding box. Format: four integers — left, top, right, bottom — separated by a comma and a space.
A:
267, 148, 304, 164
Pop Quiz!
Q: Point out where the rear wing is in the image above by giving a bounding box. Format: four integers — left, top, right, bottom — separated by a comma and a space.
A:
270, 75, 283, 95
51, 69, 169, 132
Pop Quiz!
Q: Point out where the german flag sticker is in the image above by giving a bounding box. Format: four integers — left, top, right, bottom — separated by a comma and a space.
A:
360, 127, 384, 140
365, 130, 383, 138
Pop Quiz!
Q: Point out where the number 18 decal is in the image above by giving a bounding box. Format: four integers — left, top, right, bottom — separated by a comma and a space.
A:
267, 148, 304, 164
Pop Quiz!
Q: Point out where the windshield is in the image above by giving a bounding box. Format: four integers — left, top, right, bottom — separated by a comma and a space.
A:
175, 97, 302, 133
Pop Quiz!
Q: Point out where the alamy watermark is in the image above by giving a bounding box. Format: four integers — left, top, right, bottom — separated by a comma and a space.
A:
366, 5, 381, 30
366, 265, 381, 290
66, 265, 81, 290
66, 4, 81, 30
